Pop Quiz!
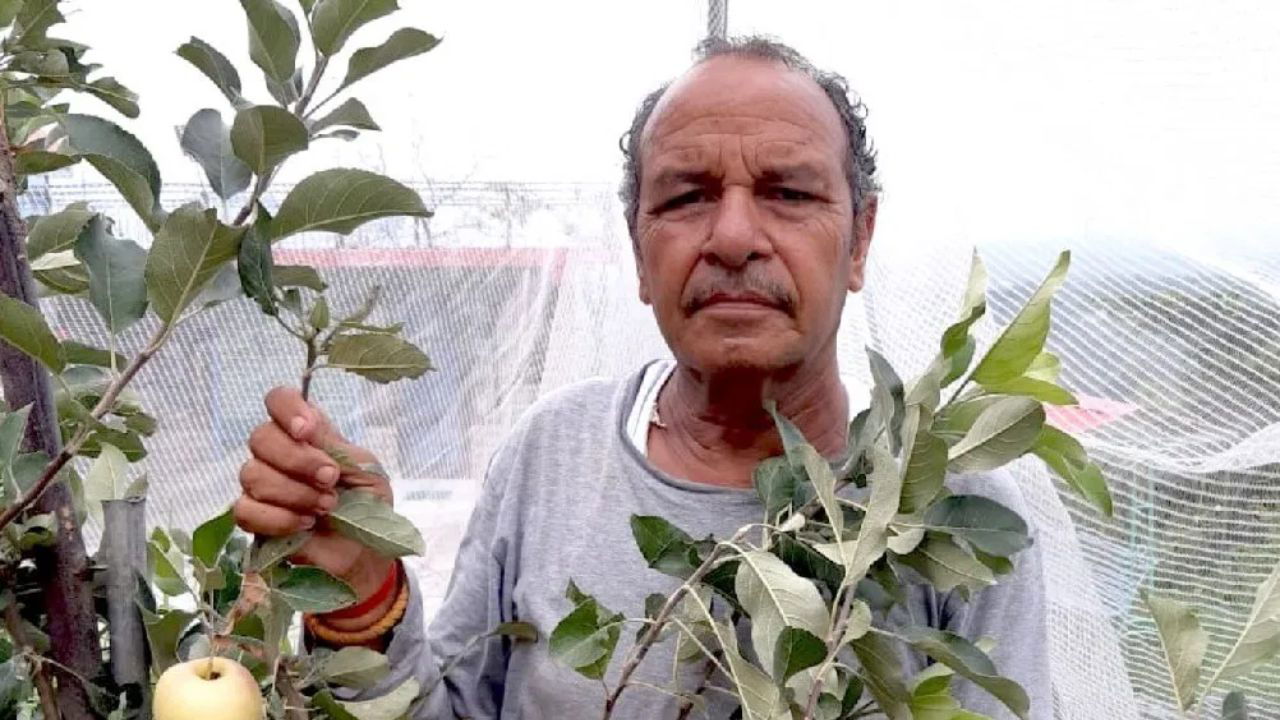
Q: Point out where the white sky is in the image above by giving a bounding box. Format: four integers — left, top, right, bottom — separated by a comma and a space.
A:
59, 1, 1280, 254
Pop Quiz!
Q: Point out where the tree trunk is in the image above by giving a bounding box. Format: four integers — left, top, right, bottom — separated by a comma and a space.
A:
0, 108, 101, 719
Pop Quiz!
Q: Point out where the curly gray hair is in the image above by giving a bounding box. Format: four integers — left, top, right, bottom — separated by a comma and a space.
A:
619, 35, 880, 243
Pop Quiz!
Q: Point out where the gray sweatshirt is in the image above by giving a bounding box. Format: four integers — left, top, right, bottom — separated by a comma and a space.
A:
363, 365, 1051, 719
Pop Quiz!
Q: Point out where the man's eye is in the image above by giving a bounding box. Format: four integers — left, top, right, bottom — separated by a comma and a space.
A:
657, 190, 706, 212
766, 187, 815, 202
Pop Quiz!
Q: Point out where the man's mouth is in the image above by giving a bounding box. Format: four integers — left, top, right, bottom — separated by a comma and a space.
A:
688, 291, 791, 316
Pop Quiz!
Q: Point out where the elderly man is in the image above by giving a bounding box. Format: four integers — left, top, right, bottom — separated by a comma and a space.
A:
234, 36, 1049, 719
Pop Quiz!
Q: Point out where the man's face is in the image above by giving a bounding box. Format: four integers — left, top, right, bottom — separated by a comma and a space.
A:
634, 56, 874, 376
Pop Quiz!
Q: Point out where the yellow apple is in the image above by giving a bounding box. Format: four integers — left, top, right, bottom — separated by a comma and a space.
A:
153, 656, 264, 720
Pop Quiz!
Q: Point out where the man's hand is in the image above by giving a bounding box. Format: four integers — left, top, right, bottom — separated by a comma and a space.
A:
234, 387, 399, 629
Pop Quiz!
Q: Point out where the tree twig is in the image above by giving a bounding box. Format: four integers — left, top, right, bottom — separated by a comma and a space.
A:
275, 661, 308, 720
675, 652, 720, 720
0, 325, 169, 532
601, 525, 753, 719
3, 592, 60, 720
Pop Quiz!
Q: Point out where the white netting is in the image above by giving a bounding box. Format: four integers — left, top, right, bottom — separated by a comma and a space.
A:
17, 177, 1277, 719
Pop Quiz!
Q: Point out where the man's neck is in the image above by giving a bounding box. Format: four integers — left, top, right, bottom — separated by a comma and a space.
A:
649, 355, 849, 489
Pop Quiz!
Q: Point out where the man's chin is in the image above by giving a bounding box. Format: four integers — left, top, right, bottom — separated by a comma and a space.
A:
678, 338, 802, 376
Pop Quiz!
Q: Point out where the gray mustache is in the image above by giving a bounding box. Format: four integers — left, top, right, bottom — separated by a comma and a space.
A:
683, 272, 795, 315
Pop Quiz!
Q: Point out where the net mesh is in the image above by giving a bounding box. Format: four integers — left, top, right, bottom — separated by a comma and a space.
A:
13, 177, 1280, 719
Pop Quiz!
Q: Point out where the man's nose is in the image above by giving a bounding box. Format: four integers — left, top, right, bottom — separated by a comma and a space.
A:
704, 186, 770, 269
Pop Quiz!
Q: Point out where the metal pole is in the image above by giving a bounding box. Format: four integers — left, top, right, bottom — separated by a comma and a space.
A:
707, 0, 728, 40
103, 498, 149, 702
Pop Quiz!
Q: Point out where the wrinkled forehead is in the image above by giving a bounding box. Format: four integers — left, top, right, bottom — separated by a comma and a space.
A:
639, 56, 847, 168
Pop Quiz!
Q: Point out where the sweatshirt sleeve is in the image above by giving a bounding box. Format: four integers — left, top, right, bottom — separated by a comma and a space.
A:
939, 470, 1054, 720
341, 458, 520, 719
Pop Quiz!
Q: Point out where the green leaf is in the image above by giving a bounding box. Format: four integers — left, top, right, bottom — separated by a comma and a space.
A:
924, 495, 1030, 558
773, 627, 825, 683
239, 0, 300, 85
314, 128, 360, 142
847, 442, 902, 580
549, 582, 623, 680
181, 109, 253, 200
899, 626, 1029, 719
33, 264, 89, 295
753, 456, 798, 523
337, 27, 440, 93
327, 332, 432, 383
311, 0, 397, 56
237, 209, 276, 315
1141, 591, 1207, 710
948, 396, 1045, 474
84, 442, 130, 526
907, 674, 984, 720
1206, 559, 1280, 688
82, 426, 147, 461
0, 294, 65, 372
492, 621, 539, 642
148, 529, 187, 596
938, 252, 989, 386
774, 534, 844, 596
26, 203, 94, 259
176, 38, 244, 106
1031, 425, 1112, 516
141, 608, 196, 674
328, 489, 425, 557
10, 0, 62, 46
309, 295, 330, 330
0, 405, 31, 474
249, 531, 312, 571
324, 677, 418, 720
29, 249, 78, 272
0, 0, 24, 29
800, 443, 846, 545
14, 149, 77, 175
971, 251, 1070, 386
230, 105, 309, 175
898, 404, 948, 513
193, 507, 236, 568
630, 515, 699, 579
61, 340, 129, 369
321, 646, 390, 690
53, 115, 162, 230
1025, 352, 1062, 383
897, 534, 995, 595
271, 564, 357, 613
1222, 691, 1251, 720
84, 77, 140, 119
310, 97, 380, 135
705, 618, 789, 720
271, 168, 430, 240
868, 347, 905, 453
273, 264, 327, 291
850, 631, 913, 720
982, 376, 1077, 406
73, 216, 148, 332
841, 598, 872, 645
144, 204, 244, 323
735, 549, 830, 678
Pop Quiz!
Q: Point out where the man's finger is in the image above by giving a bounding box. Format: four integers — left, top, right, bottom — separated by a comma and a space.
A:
240, 458, 337, 514
233, 496, 316, 536
264, 386, 345, 447
247, 422, 340, 490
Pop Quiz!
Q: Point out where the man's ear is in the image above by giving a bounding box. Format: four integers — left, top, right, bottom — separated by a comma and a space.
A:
848, 195, 878, 294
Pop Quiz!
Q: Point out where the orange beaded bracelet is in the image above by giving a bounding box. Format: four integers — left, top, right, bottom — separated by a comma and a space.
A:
304, 578, 410, 646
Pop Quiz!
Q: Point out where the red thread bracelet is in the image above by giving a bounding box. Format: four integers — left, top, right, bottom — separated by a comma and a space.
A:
324, 562, 400, 620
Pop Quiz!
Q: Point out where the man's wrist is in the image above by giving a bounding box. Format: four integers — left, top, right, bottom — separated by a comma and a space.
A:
323, 556, 401, 632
